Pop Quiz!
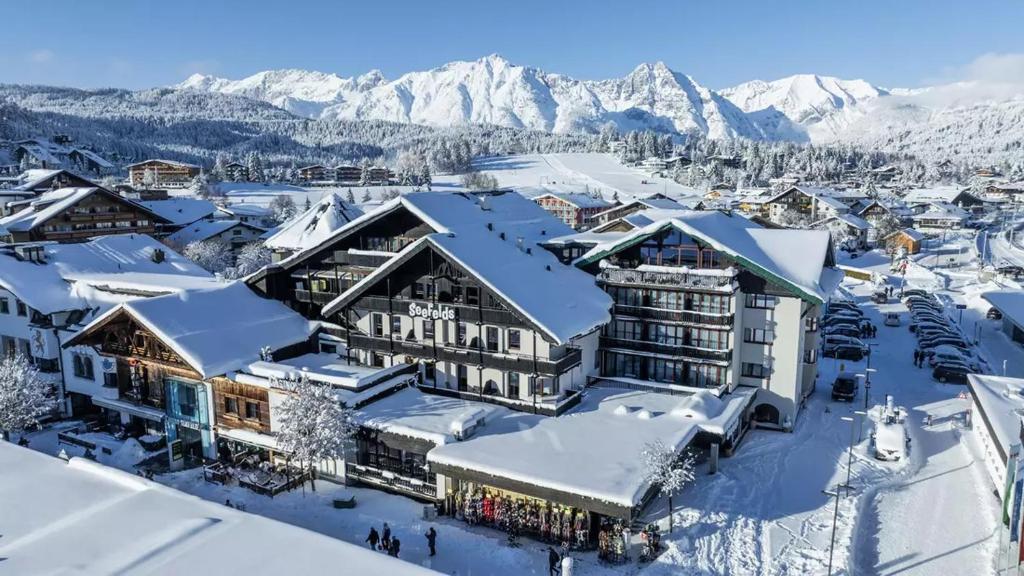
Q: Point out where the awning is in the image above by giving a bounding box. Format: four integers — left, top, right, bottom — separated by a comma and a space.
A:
91, 396, 165, 422
218, 427, 280, 451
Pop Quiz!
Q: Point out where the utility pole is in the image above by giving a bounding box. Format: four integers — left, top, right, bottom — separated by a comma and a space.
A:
826, 484, 841, 575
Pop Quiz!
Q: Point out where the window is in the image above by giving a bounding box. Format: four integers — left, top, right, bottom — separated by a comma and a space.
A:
232, 229, 242, 236
465, 286, 480, 306
0, 298, 8, 314
16, 300, 27, 317
485, 326, 499, 352
805, 316, 819, 332
423, 319, 434, 339
412, 282, 424, 299
391, 315, 402, 338
371, 313, 383, 338
743, 328, 774, 344
423, 362, 436, 382
179, 385, 198, 418
224, 397, 238, 415
804, 348, 818, 364
457, 322, 467, 346
320, 342, 338, 354
508, 373, 520, 398
745, 294, 776, 309
508, 329, 521, 350
245, 401, 260, 420
103, 373, 118, 388
457, 365, 468, 390
72, 353, 94, 379
741, 362, 770, 379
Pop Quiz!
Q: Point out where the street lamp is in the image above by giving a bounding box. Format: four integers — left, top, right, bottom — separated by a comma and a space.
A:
841, 411, 867, 495
864, 345, 877, 411
825, 484, 842, 575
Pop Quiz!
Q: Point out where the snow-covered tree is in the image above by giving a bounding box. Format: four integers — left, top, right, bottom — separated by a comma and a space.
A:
0, 354, 53, 441
276, 374, 357, 492
358, 158, 372, 186
211, 153, 228, 182
142, 167, 158, 188
246, 150, 265, 183
190, 172, 212, 199
345, 188, 356, 204
460, 171, 499, 190
360, 189, 372, 203
229, 242, 272, 278
269, 194, 298, 225
642, 440, 696, 533
182, 239, 233, 274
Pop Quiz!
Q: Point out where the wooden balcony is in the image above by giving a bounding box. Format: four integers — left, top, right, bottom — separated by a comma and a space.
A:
599, 336, 732, 364
599, 267, 736, 292
613, 304, 734, 326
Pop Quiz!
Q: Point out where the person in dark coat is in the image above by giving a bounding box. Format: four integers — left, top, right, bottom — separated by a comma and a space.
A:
425, 527, 437, 557
382, 522, 391, 552
389, 537, 401, 558
548, 547, 561, 576
366, 527, 380, 550
913, 349, 920, 367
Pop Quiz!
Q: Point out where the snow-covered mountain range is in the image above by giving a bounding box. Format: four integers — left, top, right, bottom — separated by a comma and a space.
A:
176, 54, 1024, 158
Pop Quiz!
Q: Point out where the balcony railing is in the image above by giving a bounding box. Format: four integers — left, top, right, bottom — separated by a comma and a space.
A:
294, 289, 339, 306
347, 464, 438, 500
599, 336, 732, 363
356, 296, 522, 326
348, 333, 582, 376
613, 304, 734, 326
599, 267, 736, 292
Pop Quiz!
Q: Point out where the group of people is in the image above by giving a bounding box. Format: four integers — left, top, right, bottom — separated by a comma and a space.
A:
365, 523, 438, 559
912, 348, 929, 368
860, 321, 878, 339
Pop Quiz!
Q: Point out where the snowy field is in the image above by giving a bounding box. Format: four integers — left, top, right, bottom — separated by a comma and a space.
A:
474, 153, 701, 202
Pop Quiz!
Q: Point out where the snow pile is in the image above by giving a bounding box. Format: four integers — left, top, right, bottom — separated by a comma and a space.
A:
670, 390, 726, 420
105, 438, 149, 470
357, 387, 509, 446
264, 192, 362, 252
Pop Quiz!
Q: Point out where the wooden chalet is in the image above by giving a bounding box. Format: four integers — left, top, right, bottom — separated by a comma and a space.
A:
0, 187, 168, 243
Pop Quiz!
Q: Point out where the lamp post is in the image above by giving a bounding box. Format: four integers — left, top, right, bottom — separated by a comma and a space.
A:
825, 484, 841, 575
842, 411, 867, 495
864, 346, 877, 411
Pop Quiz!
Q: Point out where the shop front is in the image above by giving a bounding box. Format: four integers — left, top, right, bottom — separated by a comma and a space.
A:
433, 463, 636, 552
350, 428, 439, 501
164, 377, 215, 467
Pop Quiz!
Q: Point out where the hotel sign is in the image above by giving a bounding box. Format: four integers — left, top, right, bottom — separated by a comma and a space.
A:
408, 302, 457, 321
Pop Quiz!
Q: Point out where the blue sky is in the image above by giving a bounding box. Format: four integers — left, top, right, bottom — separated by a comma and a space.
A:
1, 0, 1021, 90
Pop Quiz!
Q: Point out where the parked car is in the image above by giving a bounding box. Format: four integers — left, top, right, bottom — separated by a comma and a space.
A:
823, 335, 868, 350
828, 302, 862, 315
901, 289, 930, 299
910, 311, 948, 323
909, 321, 952, 334
988, 307, 1004, 320
916, 326, 960, 339
918, 335, 969, 349
824, 326, 862, 339
883, 312, 901, 327
928, 349, 980, 371
908, 301, 943, 313
824, 344, 866, 361
932, 362, 970, 384
873, 420, 908, 461
872, 290, 888, 304
832, 373, 859, 401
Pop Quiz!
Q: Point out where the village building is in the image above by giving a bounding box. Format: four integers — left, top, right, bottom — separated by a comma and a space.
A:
222, 162, 249, 182
264, 192, 363, 261
139, 197, 219, 234
591, 194, 689, 226
0, 187, 167, 243
367, 166, 394, 185
164, 219, 266, 252
297, 164, 329, 182
11, 137, 114, 175
903, 186, 985, 213
565, 210, 841, 429
533, 192, 615, 230
965, 374, 1024, 501
812, 213, 872, 249
125, 159, 201, 189
985, 182, 1024, 203
857, 200, 908, 244
763, 186, 849, 225
216, 203, 277, 228
0, 235, 217, 421
867, 165, 899, 182
982, 291, 1024, 346
910, 202, 970, 230
334, 165, 362, 183
883, 228, 925, 255
63, 283, 319, 466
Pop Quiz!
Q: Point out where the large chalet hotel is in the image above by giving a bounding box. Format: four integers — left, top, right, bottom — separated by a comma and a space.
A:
56, 189, 840, 546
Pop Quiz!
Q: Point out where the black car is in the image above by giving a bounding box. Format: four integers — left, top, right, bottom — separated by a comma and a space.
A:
825, 326, 863, 339
988, 307, 1004, 320
902, 289, 930, 298
832, 373, 859, 401
824, 344, 866, 361
932, 363, 969, 384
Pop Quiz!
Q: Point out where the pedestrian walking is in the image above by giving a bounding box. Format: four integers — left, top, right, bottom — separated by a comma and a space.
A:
872, 324, 877, 338
366, 527, 380, 550
382, 522, 391, 552
548, 546, 561, 576
425, 527, 437, 557
389, 537, 401, 558
913, 349, 920, 367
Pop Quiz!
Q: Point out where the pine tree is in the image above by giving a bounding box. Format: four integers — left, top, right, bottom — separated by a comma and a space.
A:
276, 374, 357, 492
0, 354, 53, 441
345, 188, 355, 204
246, 150, 265, 183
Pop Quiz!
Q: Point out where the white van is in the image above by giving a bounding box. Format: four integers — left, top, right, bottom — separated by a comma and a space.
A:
884, 312, 900, 327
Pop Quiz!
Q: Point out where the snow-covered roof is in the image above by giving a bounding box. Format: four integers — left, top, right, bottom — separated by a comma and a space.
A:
124, 158, 200, 169
911, 202, 969, 221
428, 387, 752, 508
0, 443, 438, 575
967, 374, 1024, 464
322, 192, 612, 344
357, 386, 509, 445
222, 203, 272, 217
983, 291, 1024, 328
576, 210, 841, 304
904, 186, 968, 204
835, 213, 872, 230
0, 234, 217, 315
165, 219, 264, 246
75, 282, 318, 379
264, 193, 363, 252
140, 198, 217, 226
534, 192, 614, 209
886, 227, 925, 242
1, 187, 163, 233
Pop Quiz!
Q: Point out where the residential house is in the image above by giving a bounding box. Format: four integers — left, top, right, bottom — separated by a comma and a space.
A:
126, 160, 201, 189
164, 219, 266, 252
911, 203, 969, 230
13, 137, 114, 175
591, 194, 688, 226
297, 165, 329, 182
0, 187, 167, 243
883, 228, 924, 255
764, 186, 849, 225
533, 192, 615, 230
334, 165, 362, 183
263, 193, 363, 261
223, 162, 249, 182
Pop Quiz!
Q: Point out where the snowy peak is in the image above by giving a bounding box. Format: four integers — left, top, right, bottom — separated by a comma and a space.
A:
721, 74, 890, 139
